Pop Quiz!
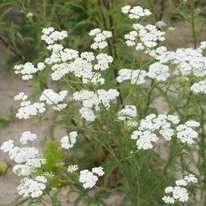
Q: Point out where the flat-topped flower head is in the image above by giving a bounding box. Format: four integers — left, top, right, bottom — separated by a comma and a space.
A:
26, 13, 33, 18
122, 5, 151, 19
40, 89, 68, 111
16, 101, 46, 119
13, 164, 35, 177
41, 27, 68, 45
191, 80, 206, 94
176, 122, 199, 144
73, 89, 119, 121
79, 167, 104, 189
156, 20, 167, 29
184, 174, 198, 183
20, 131, 37, 145
68, 165, 79, 173
17, 176, 47, 198
79, 170, 98, 189
1, 140, 14, 153
14, 62, 45, 80
131, 114, 199, 149
116, 69, 147, 85
147, 62, 170, 81
121, 5, 131, 14
89, 28, 101, 36
14, 92, 28, 101
89, 28, 112, 50
61, 131, 78, 149
162, 174, 197, 204
117, 105, 137, 121
131, 130, 158, 150
117, 105, 138, 127
92, 167, 104, 176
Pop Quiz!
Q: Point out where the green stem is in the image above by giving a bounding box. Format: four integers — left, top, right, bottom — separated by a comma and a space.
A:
145, 79, 155, 115
144, 145, 184, 204
132, 154, 141, 206
191, 11, 197, 49
198, 103, 206, 203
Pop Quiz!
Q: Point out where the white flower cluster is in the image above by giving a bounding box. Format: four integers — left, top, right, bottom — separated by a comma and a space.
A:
94, 53, 113, 71
145, 46, 170, 63
61, 131, 78, 149
147, 62, 170, 81
168, 27, 175, 31
42, 172, 54, 179
116, 68, 147, 85
125, 24, 165, 49
41, 27, 68, 45
14, 62, 45, 80
190, 80, 206, 94
145, 44, 206, 91
199, 41, 206, 50
170, 48, 206, 94
14, 92, 28, 101
117, 105, 138, 127
124, 31, 138, 46
79, 167, 104, 189
14, 92, 46, 119
121, 5, 151, 19
162, 174, 198, 204
176, 120, 199, 144
1, 132, 47, 198
45, 46, 79, 65
40, 89, 68, 111
73, 89, 119, 121
1, 132, 46, 175
26, 12, 33, 18
20, 131, 37, 145
131, 114, 199, 150
50, 57, 103, 84
67, 164, 78, 173
14, 27, 114, 86
172, 48, 206, 77
117, 63, 169, 84
44, 43, 112, 85
16, 101, 46, 119
17, 176, 47, 198
155, 20, 167, 29
89, 28, 112, 50
145, 45, 206, 88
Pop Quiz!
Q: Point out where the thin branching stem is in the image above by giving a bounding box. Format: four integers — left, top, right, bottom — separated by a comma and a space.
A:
198, 102, 206, 202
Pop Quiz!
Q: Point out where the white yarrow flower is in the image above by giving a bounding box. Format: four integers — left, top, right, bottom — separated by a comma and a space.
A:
92, 167, 105, 176
79, 167, 104, 189
61, 131, 78, 149
67, 165, 79, 173
17, 177, 47, 198
184, 174, 198, 183
147, 62, 170, 81
26, 13, 33, 18
89, 28, 112, 50
163, 174, 197, 204
121, 5, 131, 14
13, 164, 34, 177
1, 140, 14, 153
20, 131, 37, 145
14, 92, 28, 101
